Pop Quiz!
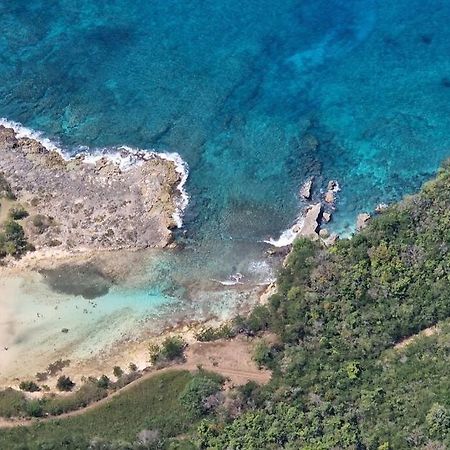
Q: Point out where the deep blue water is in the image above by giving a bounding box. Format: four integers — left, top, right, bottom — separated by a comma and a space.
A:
2, 0, 450, 306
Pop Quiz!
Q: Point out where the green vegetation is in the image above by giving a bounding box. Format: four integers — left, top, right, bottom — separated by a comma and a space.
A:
0, 219, 31, 257
96, 374, 110, 390
0, 389, 26, 418
0, 176, 32, 259
42, 381, 107, 416
180, 372, 224, 419
56, 376, 75, 392
18, 381, 40, 393
149, 336, 187, 365
0, 368, 144, 421
8, 204, 28, 220
196, 160, 450, 449
198, 324, 450, 449
0, 173, 15, 200
113, 366, 124, 379
1, 163, 450, 448
194, 324, 236, 342
0, 371, 200, 449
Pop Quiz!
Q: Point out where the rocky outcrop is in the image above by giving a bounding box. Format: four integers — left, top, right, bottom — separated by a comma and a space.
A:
299, 178, 313, 200
324, 179, 340, 204
0, 126, 184, 252
324, 190, 335, 204
296, 203, 322, 240
356, 213, 371, 231
327, 180, 339, 191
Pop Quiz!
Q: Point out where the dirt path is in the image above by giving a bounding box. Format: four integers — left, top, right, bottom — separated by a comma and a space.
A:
0, 337, 270, 429
394, 325, 440, 350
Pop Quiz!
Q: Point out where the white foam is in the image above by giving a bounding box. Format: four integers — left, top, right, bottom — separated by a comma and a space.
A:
155, 151, 189, 229
214, 279, 243, 286
211, 273, 244, 286
0, 118, 189, 228
330, 181, 341, 193
263, 215, 305, 248
0, 118, 62, 153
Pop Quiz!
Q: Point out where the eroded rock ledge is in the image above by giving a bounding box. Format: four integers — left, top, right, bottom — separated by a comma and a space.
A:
0, 125, 184, 253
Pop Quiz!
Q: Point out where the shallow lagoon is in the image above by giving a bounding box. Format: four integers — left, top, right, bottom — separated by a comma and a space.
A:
2, 0, 450, 379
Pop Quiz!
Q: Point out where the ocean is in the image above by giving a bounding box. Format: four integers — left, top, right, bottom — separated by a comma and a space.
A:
1, 0, 450, 378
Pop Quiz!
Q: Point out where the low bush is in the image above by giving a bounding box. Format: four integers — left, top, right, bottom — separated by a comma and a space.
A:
0, 173, 15, 200
96, 375, 110, 389
47, 359, 70, 376
149, 336, 187, 365
195, 324, 236, 342
0, 219, 30, 257
112, 366, 123, 378
25, 400, 43, 418
31, 214, 53, 234
8, 205, 28, 220
19, 381, 40, 393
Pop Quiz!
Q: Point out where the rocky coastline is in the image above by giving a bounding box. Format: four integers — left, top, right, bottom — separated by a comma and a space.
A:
0, 125, 185, 260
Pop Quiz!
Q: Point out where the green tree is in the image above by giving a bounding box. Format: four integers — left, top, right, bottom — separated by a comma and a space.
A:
3, 219, 29, 256
179, 374, 222, 418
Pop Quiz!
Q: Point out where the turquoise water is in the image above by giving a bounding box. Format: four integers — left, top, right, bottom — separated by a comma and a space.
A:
2, 0, 450, 308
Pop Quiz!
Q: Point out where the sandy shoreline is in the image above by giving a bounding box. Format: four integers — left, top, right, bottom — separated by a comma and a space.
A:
0, 246, 271, 390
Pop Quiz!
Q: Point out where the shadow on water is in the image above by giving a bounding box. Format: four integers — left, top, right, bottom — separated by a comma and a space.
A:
40, 263, 114, 299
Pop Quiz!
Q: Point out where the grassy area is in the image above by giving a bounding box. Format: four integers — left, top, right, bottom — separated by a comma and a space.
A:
0, 390, 27, 418
0, 370, 196, 449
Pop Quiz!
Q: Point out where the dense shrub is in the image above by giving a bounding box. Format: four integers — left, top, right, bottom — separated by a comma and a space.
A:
179, 372, 223, 418
56, 375, 75, 392
149, 336, 187, 365
0, 219, 30, 257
